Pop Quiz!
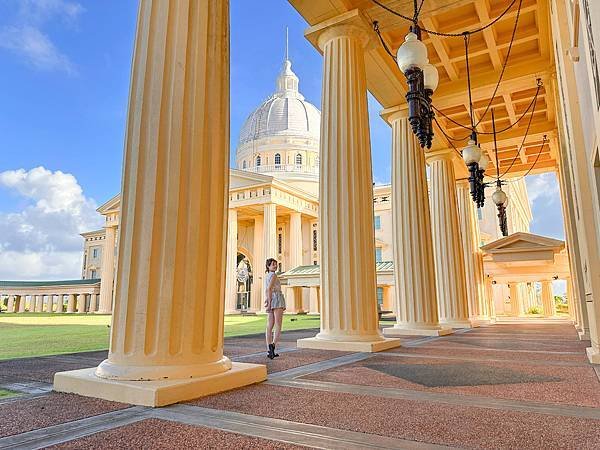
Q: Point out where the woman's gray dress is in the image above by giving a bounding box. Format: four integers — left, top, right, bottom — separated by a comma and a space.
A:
265, 271, 286, 311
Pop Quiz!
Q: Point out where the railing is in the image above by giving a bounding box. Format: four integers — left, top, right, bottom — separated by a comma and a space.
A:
246, 164, 319, 175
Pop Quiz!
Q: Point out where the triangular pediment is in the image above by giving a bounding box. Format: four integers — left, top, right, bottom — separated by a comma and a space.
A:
97, 194, 120, 214
229, 168, 273, 189
481, 232, 565, 253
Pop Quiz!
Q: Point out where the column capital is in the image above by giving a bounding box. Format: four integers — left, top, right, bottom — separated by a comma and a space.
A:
380, 105, 409, 125
305, 9, 375, 52
426, 148, 460, 164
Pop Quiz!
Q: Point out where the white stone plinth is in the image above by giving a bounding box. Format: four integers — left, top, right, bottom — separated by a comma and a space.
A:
297, 337, 400, 352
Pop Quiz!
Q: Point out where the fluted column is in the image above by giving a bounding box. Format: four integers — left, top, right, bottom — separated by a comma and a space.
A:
457, 180, 490, 324
509, 283, 519, 316
67, 294, 76, 313
76, 294, 86, 314
250, 215, 264, 312
90, 294, 99, 313
381, 108, 450, 337
485, 276, 496, 321
17, 295, 26, 313
7, 295, 16, 313
566, 278, 576, 321
28, 295, 35, 312
55, 0, 265, 407
45, 295, 53, 313
224, 209, 238, 314
517, 283, 528, 316
541, 281, 555, 317
263, 204, 277, 260
289, 212, 302, 269
429, 150, 472, 328
54, 295, 63, 313
297, 11, 399, 352
308, 286, 319, 315
98, 225, 117, 313
35, 295, 43, 312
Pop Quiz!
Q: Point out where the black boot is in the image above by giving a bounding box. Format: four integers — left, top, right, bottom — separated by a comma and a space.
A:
272, 343, 280, 358
267, 343, 275, 359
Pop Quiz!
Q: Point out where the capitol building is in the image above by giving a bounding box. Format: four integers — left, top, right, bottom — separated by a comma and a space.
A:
75, 54, 541, 320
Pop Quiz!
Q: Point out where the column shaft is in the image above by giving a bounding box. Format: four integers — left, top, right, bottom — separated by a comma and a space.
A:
98, 225, 117, 313
18, 295, 26, 313
429, 152, 471, 328
54, 295, 63, 313
457, 181, 489, 323
250, 216, 264, 312
67, 294, 76, 313
298, 14, 399, 352
509, 283, 518, 316
263, 204, 277, 260
35, 295, 43, 312
542, 281, 555, 317
289, 212, 302, 269
77, 294, 86, 314
224, 209, 238, 314
383, 112, 450, 336
7, 295, 15, 313
308, 286, 319, 315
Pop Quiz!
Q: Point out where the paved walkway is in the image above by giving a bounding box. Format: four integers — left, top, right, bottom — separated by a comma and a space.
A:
1, 320, 599, 449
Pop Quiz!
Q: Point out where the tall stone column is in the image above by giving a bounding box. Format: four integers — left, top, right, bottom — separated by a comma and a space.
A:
35, 295, 43, 312
509, 283, 519, 316
90, 294, 99, 313
297, 10, 400, 352
55, 0, 265, 407
485, 276, 496, 321
45, 295, 53, 313
67, 294, 76, 313
541, 281, 555, 317
263, 203, 277, 260
98, 225, 117, 314
17, 295, 26, 313
381, 108, 450, 337
517, 283, 528, 316
308, 286, 319, 315
54, 295, 63, 313
224, 209, 238, 314
250, 215, 264, 312
28, 295, 36, 312
76, 294, 86, 314
7, 295, 15, 313
457, 180, 490, 324
429, 150, 472, 328
289, 212, 302, 269
566, 278, 576, 321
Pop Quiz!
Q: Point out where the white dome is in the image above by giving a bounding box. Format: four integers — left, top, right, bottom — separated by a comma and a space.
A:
238, 60, 321, 145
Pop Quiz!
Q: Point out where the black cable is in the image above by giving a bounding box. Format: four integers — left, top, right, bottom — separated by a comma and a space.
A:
473, 0, 523, 127
497, 92, 539, 179
371, 0, 518, 37
373, 21, 397, 61
431, 81, 541, 135
464, 33, 475, 132
433, 117, 464, 158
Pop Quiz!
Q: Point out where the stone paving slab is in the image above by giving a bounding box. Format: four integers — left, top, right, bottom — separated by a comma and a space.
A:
190, 383, 600, 450
300, 353, 600, 407
0, 392, 131, 438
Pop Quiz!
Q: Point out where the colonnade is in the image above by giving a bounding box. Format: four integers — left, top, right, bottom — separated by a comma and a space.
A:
495, 280, 559, 317
3, 293, 99, 314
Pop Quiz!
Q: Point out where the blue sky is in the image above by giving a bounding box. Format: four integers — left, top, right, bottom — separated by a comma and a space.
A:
0, 0, 564, 281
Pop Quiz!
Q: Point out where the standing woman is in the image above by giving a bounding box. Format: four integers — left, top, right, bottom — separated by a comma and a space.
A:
264, 258, 285, 359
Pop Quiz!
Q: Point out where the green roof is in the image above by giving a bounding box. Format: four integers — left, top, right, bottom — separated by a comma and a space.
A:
0, 279, 101, 288
282, 261, 394, 278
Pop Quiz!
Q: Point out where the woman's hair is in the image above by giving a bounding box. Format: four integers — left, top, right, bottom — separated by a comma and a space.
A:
265, 258, 277, 273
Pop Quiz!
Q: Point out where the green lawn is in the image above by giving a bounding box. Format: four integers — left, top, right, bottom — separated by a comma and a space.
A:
0, 313, 321, 361
0, 389, 20, 399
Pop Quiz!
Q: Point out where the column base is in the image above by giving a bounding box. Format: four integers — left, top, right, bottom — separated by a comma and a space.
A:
586, 346, 600, 364
383, 325, 453, 337
297, 337, 400, 353
307, 312, 320, 316
54, 362, 266, 407
471, 318, 492, 326
579, 331, 591, 341
440, 320, 477, 329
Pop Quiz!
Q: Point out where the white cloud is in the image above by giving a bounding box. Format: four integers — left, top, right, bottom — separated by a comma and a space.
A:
0, 167, 103, 280
0, 25, 76, 74
525, 172, 560, 203
0, 0, 83, 74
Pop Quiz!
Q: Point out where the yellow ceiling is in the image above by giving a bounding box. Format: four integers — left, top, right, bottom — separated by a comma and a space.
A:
288, 0, 558, 178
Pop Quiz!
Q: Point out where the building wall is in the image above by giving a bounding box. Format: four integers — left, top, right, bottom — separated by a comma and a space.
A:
81, 231, 105, 279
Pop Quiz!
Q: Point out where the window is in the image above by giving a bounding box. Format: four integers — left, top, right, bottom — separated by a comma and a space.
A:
256, 155, 261, 167
312, 229, 318, 251
376, 287, 384, 305
477, 208, 483, 220
91, 270, 97, 279
295, 153, 302, 165
374, 215, 381, 230
375, 247, 382, 262
242, 160, 247, 169
275, 153, 281, 165
313, 260, 317, 265
92, 248, 99, 258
